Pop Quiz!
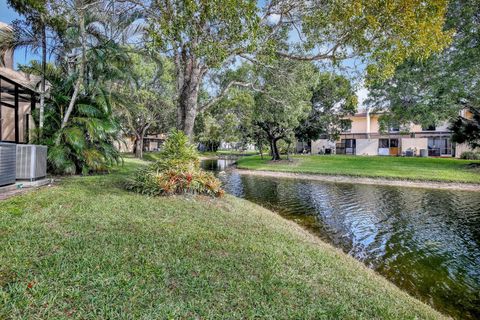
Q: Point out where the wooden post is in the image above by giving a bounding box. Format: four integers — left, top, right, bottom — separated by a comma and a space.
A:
29, 93, 36, 143
14, 84, 19, 143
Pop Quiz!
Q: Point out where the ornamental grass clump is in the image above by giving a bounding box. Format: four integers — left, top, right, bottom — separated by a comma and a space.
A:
126, 130, 224, 197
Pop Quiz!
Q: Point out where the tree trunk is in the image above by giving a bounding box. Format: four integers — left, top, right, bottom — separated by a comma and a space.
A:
39, 23, 47, 135
271, 138, 281, 161
134, 135, 143, 159
177, 84, 200, 138
134, 124, 150, 159
56, 11, 86, 145
258, 141, 264, 159
176, 58, 203, 139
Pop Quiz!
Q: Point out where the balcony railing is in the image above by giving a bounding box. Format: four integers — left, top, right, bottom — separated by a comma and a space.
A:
338, 131, 452, 139
336, 143, 355, 155
428, 148, 452, 157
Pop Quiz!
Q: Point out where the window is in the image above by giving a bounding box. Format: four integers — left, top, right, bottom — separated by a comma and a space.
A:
379, 139, 389, 148
344, 139, 356, 148
422, 124, 436, 131
389, 122, 400, 132
390, 139, 399, 147
341, 119, 352, 133
379, 139, 399, 148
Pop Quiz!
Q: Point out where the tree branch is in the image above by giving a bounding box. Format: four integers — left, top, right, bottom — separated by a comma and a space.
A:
199, 81, 263, 112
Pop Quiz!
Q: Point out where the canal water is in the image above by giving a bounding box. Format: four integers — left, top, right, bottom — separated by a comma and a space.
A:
202, 158, 480, 319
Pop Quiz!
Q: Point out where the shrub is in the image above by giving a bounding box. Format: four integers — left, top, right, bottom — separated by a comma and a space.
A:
460, 151, 480, 160
126, 130, 224, 197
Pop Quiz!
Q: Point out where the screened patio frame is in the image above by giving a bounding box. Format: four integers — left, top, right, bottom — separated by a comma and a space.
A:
0, 73, 38, 144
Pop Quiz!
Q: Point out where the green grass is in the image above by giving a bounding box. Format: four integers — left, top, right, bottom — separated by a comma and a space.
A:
200, 150, 259, 157
0, 159, 445, 319
143, 150, 259, 161
142, 151, 163, 162
236, 155, 480, 183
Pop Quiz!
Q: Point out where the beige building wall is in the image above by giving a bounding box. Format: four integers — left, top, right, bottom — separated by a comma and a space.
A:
436, 122, 450, 131
369, 115, 381, 133
346, 114, 381, 134
347, 114, 451, 134
410, 124, 423, 132
1, 106, 15, 141
115, 136, 135, 153
401, 138, 428, 156
349, 116, 367, 133
148, 141, 159, 151
356, 139, 379, 155
2, 49, 14, 69
311, 139, 335, 154
403, 122, 450, 132
0, 102, 33, 142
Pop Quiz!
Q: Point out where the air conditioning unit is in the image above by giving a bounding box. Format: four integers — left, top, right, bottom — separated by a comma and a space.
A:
0, 142, 17, 187
16, 144, 48, 181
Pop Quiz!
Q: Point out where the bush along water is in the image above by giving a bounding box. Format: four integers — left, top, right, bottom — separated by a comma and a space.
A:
126, 130, 224, 197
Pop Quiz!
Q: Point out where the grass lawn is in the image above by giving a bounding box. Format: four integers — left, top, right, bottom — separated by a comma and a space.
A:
144, 150, 258, 161
199, 150, 259, 158
0, 159, 445, 319
236, 155, 480, 183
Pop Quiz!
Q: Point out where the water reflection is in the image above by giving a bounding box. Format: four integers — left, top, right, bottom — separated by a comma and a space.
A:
202, 159, 480, 319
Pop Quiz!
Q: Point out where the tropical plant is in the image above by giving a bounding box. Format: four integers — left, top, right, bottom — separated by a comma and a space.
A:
10, 1, 145, 174
126, 130, 223, 197
23, 62, 121, 174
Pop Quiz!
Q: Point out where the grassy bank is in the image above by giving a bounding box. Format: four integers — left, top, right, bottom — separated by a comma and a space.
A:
236, 155, 480, 183
0, 159, 445, 319
144, 150, 258, 161
200, 150, 259, 157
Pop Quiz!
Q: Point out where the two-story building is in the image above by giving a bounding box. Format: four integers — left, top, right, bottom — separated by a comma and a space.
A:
308, 109, 474, 158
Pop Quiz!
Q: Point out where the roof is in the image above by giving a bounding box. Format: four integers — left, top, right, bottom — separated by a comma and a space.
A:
0, 68, 40, 106
0, 67, 41, 92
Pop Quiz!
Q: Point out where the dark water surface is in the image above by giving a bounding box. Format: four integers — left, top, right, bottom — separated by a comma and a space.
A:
202, 158, 480, 319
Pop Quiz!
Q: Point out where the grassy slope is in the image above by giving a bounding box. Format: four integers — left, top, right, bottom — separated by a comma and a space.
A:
0, 159, 445, 319
236, 155, 480, 183
144, 150, 258, 161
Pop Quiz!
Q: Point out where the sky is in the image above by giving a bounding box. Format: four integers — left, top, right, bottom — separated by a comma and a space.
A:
0, 0, 41, 67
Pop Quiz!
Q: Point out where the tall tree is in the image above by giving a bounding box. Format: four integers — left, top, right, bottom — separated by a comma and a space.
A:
146, 0, 452, 138
195, 87, 255, 151
147, 0, 258, 137
252, 60, 315, 160
50, 0, 143, 144
367, 0, 480, 129
450, 108, 480, 149
116, 53, 175, 158
296, 73, 357, 142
